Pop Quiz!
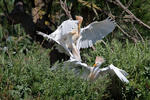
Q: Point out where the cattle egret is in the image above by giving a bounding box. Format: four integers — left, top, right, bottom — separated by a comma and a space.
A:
37, 16, 116, 61
37, 18, 82, 61
64, 56, 129, 83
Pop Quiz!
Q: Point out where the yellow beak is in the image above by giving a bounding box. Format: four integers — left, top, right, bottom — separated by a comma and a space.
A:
93, 64, 97, 67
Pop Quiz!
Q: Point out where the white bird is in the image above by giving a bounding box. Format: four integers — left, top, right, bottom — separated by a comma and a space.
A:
63, 56, 129, 83
37, 18, 82, 61
37, 16, 116, 61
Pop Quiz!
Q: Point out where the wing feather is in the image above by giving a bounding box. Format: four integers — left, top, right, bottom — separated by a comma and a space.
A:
94, 64, 129, 83
64, 59, 92, 79
109, 64, 129, 83
79, 18, 116, 49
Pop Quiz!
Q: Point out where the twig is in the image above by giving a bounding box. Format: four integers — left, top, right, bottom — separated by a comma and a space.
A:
100, 40, 113, 53
116, 23, 138, 43
60, 0, 72, 19
78, 0, 139, 42
78, 0, 115, 19
106, 2, 134, 41
113, 0, 150, 30
132, 23, 144, 42
121, 0, 133, 15
92, 6, 99, 19
78, 0, 102, 11
116, 23, 131, 38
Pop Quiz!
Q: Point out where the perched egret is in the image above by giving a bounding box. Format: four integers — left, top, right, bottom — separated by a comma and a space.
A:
64, 56, 129, 83
37, 16, 116, 61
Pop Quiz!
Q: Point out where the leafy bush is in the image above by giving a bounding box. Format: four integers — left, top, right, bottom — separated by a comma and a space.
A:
0, 36, 109, 99
1, 0, 150, 99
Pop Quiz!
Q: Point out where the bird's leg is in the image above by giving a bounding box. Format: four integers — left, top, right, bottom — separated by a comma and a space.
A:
70, 16, 83, 46
91, 46, 96, 51
88, 71, 96, 81
70, 30, 80, 45
74, 16, 83, 44
63, 43, 74, 57
71, 43, 81, 61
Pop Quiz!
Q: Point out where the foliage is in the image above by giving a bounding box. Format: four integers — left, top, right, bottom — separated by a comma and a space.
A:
82, 39, 150, 100
0, 0, 150, 100
1, 30, 150, 99
0, 34, 108, 99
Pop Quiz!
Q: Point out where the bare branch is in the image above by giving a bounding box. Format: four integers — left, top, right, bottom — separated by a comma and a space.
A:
78, 0, 102, 11
132, 23, 144, 42
116, 23, 131, 38
121, 0, 133, 15
112, 0, 150, 30
60, 0, 72, 19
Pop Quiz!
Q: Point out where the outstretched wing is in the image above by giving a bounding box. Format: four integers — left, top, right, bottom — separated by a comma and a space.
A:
78, 17, 116, 49
109, 64, 129, 83
96, 64, 129, 83
63, 58, 92, 79
37, 31, 72, 56
37, 31, 60, 44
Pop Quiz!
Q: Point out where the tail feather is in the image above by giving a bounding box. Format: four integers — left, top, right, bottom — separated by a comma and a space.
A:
119, 69, 128, 76
109, 64, 129, 83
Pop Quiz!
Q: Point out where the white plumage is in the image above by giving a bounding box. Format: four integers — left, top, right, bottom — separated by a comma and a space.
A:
37, 19, 81, 61
63, 57, 129, 83
37, 16, 129, 83
77, 17, 116, 50
37, 17, 116, 61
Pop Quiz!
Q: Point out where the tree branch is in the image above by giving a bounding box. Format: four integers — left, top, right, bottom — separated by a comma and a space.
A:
60, 0, 72, 19
78, 0, 102, 12
113, 0, 150, 30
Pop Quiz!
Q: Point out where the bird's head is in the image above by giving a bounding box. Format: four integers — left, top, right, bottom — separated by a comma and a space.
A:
88, 56, 105, 81
75, 16, 83, 25
93, 56, 105, 67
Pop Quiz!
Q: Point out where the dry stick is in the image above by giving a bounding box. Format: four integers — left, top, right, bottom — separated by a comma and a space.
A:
116, 23, 132, 38
92, 6, 99, 19
132, 23, 144, 42
121, 0, 133, 15
114, 0, 150, 30
79, 0, 143, 42
106, 2, 134, 41
78, 0, 102, 11
60, 0, 72, 19
78, 0, 99, 19
107, 1, 142, 42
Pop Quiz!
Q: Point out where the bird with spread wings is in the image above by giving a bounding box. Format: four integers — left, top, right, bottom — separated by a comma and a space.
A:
37, 16, 129, 83
63, 56, 129, 83
37, 16, 116, 61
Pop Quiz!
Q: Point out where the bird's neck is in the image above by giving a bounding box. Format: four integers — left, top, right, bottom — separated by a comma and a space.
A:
78, 24, 81, 33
